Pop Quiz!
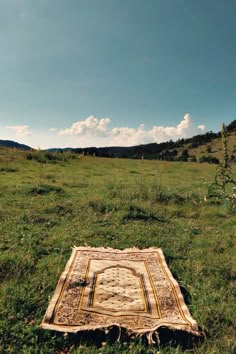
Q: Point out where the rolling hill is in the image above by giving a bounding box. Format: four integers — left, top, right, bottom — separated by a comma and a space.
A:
0, 140, 32, 151
48, 120, 236, 163
1, 120, 235, 163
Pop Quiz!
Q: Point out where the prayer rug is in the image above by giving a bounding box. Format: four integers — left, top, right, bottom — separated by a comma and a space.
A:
41, 247, 199, 339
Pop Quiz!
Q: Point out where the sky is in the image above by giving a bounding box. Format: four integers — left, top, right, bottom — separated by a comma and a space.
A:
0, 0, 236, 149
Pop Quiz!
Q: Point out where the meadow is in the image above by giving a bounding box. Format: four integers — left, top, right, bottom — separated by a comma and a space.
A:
0, 147, 235, 353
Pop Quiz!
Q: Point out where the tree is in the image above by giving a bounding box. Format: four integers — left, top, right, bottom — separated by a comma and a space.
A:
206, 145, 212, 153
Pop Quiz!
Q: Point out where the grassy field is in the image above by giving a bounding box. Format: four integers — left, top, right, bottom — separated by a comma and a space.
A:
0, 147, 235, 353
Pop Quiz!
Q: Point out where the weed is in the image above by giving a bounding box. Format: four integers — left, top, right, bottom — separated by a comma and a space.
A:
88, 199, 119, 214
208, 123, 236, 210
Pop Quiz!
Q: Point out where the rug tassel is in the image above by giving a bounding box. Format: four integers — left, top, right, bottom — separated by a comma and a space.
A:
116, 326, 121, 342
147, 331, 156, 345
154, 330, 160, 347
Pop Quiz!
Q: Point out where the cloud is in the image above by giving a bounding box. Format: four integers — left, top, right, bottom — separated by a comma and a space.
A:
197, 125, 206, 132
57, 113, 206, 147
59, 115, 111, 137
6, 125, 32, 137
109, 114, 194, 146
49, 128, 57, 132
111, 125, 151, 146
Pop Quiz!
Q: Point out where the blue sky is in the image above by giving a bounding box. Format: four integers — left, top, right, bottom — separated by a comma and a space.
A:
0, 0, 236, 148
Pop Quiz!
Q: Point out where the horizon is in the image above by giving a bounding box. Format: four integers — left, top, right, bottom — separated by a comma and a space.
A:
2, 118, 233, 151
0, 0, 236, 149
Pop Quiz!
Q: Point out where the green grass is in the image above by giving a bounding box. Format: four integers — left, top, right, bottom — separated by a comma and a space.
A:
0, 147, 235, 353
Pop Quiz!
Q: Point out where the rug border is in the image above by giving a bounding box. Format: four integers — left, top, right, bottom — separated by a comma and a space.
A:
40, 247, 199, 336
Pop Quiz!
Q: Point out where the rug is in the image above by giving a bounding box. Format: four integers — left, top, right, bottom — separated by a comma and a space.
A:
41, 247, 199, 340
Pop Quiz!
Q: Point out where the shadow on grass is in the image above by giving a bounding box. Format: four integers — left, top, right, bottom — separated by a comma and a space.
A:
25, 184, 64, 195
42, 326, 203, 353
123, 205, 165, 223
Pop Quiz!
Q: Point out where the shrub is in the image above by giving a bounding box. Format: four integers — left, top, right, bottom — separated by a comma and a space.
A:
199, 156, 219, 164
25, 151, 68, 163
206, 145, 212, 153
230, 154, 236, 163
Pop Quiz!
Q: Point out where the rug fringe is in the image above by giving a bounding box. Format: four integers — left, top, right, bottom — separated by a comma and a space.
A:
72, 246, 162, 253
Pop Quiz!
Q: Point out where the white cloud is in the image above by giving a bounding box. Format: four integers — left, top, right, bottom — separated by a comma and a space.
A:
58, 115, 111, 137
57, 113, 205, 147
197, 125, 206, 132
111, 125, 151, 146
6, 125, 32, 137
0, 114, 207, 149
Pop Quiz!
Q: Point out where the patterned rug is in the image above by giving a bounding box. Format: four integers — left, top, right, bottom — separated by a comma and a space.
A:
41, 247, 199, 340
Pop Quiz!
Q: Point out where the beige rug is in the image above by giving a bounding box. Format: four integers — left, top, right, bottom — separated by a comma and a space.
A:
41, 247, 199, 340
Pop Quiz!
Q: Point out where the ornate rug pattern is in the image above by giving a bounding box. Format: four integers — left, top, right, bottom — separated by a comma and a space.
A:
41, 247, 199, 337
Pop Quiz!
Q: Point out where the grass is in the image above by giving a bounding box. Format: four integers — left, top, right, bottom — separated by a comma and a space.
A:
0, 147, 235, 353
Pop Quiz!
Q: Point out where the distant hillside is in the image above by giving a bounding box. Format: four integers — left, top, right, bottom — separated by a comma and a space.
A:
0, 140, 32, 151
1, 120, 235, 163
48, 120, 236, 163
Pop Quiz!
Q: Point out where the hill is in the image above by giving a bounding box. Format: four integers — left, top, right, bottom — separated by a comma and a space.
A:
1, 120, 235, 163
0, 139, 32, 151
48, 120, 236, 163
